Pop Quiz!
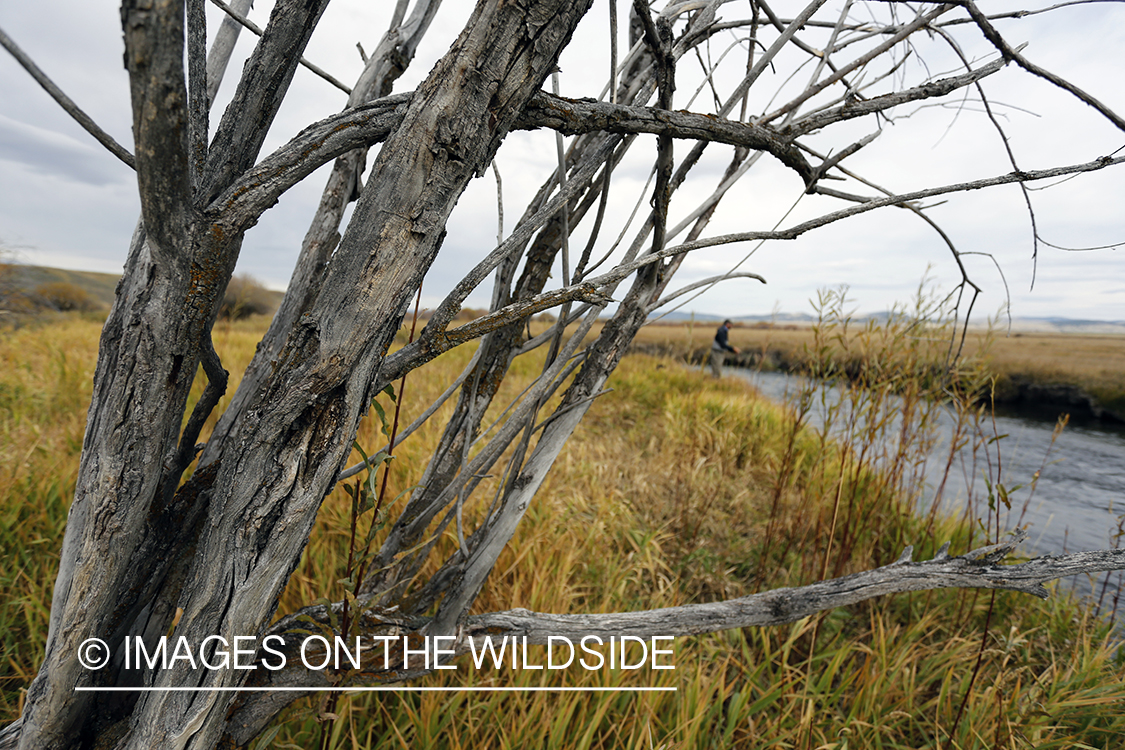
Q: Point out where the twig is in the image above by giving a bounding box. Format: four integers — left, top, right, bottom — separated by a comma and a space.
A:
336, 347, 484, 484
758, 4, 953, 126
956, 0, 1125, 133
207, 0, 352, 94
648, 272, 766, 312
164, 338, 228, 495
0, 25, 135, 169
491, 159, 504, 247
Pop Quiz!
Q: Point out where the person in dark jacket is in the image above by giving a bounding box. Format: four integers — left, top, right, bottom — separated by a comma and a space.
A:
710, 319, 740, 377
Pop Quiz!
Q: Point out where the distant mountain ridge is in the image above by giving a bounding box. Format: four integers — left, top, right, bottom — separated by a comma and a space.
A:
652, 310, 816, 324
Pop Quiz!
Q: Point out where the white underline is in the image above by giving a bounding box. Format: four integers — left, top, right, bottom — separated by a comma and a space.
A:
76, 686, 676, 693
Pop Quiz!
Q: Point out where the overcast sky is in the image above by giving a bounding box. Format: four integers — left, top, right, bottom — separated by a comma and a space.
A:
1, 0, 1123, 322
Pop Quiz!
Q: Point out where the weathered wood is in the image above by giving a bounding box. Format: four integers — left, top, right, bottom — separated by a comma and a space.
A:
8, 2, 1125, 748
15, 2, 340, 748
120, 3, 598, 748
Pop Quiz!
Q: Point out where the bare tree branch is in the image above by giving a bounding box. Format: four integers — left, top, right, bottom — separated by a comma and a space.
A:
208, 0, 446, 458
187, 0, 208, 190
204, 0, 254, 105
337, 346, 485, 484
785, 53, 1008, 136
121, 0, 193, 257
199, 0, 333, 204
649, 271, 767, 312
0, 25, 135, 169
162, 339, 227, 498
758, 4, 954, 126
381, 282, 614, 384
216, 528, 1125, 745
208, 0, 352, 94
214, 40, 1010, 237
956, 0, 1125, 133
665, 152, 1125, 254
212, 92, 817, 229
415, 135, 621, 342
465, 531, 1125, 636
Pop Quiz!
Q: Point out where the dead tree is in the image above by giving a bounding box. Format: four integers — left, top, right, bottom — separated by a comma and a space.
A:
3, 1, 1125, 747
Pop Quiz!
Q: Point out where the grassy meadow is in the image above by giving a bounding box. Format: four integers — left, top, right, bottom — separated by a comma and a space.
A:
2, 312, 1125, 748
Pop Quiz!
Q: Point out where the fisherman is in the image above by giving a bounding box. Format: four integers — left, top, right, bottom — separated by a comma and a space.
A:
710, 319, 740, 378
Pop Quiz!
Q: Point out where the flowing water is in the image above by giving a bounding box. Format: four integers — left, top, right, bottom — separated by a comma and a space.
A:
728, 367, 1125, 609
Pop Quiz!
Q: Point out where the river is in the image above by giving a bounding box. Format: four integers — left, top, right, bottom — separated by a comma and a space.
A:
728, 367, 1125, 609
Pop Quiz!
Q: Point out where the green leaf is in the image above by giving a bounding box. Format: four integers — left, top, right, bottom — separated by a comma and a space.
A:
997, 483, 1012, 511
251, 725, 283, 750
358, 487, 375, 516
371, 398, 391, 438
352, 440, 371, 470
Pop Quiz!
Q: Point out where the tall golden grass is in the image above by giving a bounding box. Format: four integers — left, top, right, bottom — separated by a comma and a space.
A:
2, 310, 1123, 748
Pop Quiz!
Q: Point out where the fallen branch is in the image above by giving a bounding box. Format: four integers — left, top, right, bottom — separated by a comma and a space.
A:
214, 528, 1123, 744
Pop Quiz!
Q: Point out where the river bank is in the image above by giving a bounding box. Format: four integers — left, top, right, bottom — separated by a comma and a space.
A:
629, 324, 1125, 422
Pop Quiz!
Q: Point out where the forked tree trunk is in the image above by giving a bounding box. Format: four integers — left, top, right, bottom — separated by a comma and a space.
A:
16, 2, 593, 747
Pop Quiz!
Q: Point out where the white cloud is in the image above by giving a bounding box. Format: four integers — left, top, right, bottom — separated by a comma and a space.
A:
0, 113, 128, 185
1, 0, 1123, 322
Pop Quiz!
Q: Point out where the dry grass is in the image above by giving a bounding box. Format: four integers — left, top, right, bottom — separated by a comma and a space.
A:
2, 313, 1124, 748
1, 317, 104, 718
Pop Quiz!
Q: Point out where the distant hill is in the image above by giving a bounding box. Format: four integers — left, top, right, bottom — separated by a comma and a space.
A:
1008, 317, 1125, 335
2, 264, 121, 308
5, 265, 1124, 333
1, 264, 285, 314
